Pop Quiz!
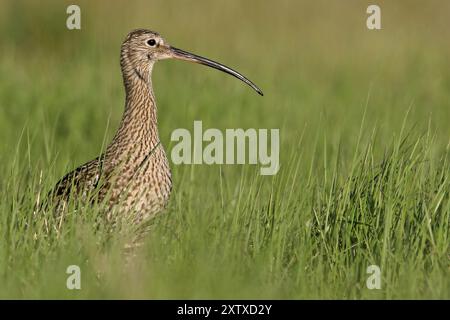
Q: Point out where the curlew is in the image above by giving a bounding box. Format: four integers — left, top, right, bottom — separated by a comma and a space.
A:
50, 29, 263, 223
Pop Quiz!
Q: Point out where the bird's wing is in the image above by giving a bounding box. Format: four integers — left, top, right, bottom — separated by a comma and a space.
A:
50, 156, 105, 204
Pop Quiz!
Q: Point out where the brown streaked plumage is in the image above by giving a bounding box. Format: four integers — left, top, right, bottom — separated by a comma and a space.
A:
51, 29, 263, 223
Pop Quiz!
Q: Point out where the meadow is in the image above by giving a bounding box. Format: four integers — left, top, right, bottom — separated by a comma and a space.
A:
0, 0, 448, 299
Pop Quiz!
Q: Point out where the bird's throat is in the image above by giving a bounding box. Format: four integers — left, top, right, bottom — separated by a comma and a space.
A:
106, 71, 161, 161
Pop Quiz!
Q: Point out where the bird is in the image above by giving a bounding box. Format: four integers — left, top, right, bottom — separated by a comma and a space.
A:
50, 29, 263, 224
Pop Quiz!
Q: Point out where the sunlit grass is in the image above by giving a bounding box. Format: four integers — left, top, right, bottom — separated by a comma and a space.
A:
0, 0, 449, 299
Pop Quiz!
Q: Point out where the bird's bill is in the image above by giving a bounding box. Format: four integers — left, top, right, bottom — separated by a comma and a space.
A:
169, 46, 263, 96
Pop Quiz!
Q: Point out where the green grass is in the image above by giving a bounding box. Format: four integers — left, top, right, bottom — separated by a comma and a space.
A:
0, 0, 449, 299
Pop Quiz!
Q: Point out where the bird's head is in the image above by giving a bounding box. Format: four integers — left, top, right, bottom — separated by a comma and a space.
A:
120, 29, 263, 95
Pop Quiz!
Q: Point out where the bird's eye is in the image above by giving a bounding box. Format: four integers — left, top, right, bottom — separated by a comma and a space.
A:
147, 39, 156, 47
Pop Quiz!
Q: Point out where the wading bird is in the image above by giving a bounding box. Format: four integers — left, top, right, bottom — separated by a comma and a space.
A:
51, 29, 263, 223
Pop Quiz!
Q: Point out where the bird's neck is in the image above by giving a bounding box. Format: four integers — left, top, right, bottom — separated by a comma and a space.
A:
107, 64, 160, 158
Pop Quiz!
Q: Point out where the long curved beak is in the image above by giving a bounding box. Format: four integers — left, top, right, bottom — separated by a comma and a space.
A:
169, 46, 263, 96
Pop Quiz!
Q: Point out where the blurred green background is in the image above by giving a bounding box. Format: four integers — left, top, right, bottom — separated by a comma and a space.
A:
0, 0, 448, 299
1, 0, 449, 162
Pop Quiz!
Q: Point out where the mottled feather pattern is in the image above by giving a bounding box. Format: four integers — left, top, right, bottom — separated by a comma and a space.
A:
51, 30, 173, 222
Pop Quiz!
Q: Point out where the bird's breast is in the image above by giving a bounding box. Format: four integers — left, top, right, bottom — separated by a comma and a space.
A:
104, 143, 172, 221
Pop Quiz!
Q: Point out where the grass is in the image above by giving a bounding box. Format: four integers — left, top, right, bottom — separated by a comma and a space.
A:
0, 0, 449, 299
